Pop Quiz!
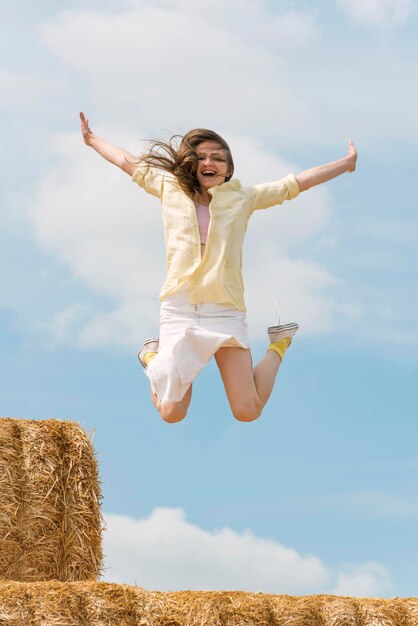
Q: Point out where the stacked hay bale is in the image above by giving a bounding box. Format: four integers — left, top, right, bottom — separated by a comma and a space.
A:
0, 417, 103, 582
0, 585, 417, 625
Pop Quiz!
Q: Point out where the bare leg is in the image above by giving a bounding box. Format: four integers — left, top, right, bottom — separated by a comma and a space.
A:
150, 383, 193, 423
253, 349, 281, 405
214, 347, 281, 422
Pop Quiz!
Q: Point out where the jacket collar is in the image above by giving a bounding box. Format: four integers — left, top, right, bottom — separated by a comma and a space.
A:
208, 178, 241, 194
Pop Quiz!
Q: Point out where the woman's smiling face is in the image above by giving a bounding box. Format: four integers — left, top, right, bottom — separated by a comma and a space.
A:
196, 141, 231, 190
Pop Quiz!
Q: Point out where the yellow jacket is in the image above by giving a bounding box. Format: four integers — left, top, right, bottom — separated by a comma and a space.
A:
132, 163, 300, 312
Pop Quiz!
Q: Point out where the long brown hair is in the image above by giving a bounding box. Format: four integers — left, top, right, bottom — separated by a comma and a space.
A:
139, 129, 234, 197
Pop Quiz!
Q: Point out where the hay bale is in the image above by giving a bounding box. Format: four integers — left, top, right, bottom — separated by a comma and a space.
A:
0, 584, 417, 626
0, 417, 103, 582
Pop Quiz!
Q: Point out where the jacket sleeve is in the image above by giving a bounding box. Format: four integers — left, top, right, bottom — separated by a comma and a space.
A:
131, 162, 164, 198
249, 173, 300, 211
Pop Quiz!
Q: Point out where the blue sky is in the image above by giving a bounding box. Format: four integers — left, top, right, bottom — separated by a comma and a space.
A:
1, 0, 418, 597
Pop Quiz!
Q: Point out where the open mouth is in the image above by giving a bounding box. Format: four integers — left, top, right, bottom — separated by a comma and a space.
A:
201, 170, 217, 177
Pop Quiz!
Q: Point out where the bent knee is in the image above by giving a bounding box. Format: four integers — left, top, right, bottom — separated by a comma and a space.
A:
160, 402, 187, 424
231, 399, 263, 422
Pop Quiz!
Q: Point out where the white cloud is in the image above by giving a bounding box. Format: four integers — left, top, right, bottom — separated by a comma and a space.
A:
38, 1, 418, 149
102, 507, 390, 596
0, 68, 61, 107
336, 0, 417, 25
332, 563, 391, 596
77, 301, 159, 349
29, 130, 356, 349
39, 2, 313, 141
251, 10, 318, 51
245, 256, 360, 340
31, 131, 166, 301
47, 302, 92, 347
0, 69, 21, 100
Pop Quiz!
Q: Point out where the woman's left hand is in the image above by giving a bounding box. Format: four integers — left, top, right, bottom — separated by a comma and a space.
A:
347, 139, 357, 172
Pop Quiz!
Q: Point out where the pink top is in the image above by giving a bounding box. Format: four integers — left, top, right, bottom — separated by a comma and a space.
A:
195, 203, 210, 244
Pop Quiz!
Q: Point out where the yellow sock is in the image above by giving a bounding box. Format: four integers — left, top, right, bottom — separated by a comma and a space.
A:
143, 351, 157, 366
268, 337, 291, 362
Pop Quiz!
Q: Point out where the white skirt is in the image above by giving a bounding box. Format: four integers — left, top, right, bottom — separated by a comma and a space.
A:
146, 288, 250, 403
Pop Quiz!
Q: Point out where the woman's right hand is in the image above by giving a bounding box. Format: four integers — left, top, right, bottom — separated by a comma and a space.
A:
80, 111, 93, 145
78, 112, 137, 174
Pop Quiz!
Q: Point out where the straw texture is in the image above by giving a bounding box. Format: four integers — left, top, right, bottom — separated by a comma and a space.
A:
0, 417, 103, 582
0, 583, 417, 625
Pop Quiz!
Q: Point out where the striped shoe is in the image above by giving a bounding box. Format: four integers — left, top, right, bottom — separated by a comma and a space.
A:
267, 323, 299, 343
137, 338, 159, 368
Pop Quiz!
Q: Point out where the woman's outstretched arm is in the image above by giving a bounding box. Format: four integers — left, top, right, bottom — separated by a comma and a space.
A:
295, 140, 357, 192
80, 112, 137, 176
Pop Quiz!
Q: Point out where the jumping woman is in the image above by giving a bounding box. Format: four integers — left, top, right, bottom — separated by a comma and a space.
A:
80, 112, 357, 423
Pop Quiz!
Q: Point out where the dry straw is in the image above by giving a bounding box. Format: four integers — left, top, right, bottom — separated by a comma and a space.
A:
0, 417, 103, 582
0, 583, 417, 625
